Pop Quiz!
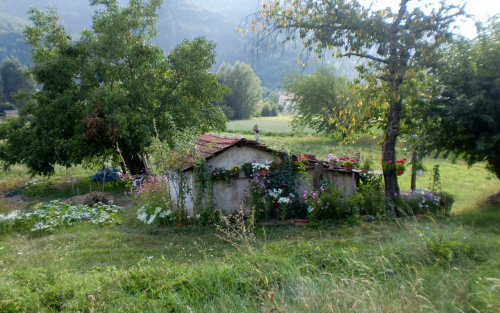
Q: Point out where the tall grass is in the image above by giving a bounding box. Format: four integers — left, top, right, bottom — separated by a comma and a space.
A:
0, 207, 498, 312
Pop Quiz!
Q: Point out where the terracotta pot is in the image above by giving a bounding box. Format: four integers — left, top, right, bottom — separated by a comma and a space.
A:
293, 219, 310, 225
361, 168, 369, 173
260, 168, 267, 175
345, 166, 353, 171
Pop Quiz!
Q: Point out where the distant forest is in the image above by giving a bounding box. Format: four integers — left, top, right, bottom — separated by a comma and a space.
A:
0, 0, 358, 88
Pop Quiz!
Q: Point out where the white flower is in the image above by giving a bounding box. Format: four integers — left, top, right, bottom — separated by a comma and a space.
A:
268, 188, 283, 199
252, 161, 272, 171
278, 197, 290, 204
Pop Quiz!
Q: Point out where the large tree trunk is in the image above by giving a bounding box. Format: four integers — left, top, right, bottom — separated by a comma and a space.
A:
122, 153, 147, 175
382, 101, 400, 199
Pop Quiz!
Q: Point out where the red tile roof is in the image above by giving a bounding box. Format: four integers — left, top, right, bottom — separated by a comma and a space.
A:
183, 134, 275, 170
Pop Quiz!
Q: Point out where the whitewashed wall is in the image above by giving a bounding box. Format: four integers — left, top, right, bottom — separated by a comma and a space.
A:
179, 145, 358, 214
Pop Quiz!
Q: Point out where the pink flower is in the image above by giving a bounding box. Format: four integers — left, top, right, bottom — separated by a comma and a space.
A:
116, 148, 120, 153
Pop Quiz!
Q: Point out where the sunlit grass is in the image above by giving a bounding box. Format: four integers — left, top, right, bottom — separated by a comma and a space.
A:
226, 115, 316, 136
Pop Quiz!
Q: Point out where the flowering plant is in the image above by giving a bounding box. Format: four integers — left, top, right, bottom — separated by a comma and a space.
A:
399, 189, 453, 215
292, 154, 309, 173
135, 175, 177, 225
230, 166, 240, 177
341, 159, 355, 168
245, 155, 301, 221
303, 182, 343, 221
211, 167, 231, 181
252, 161, 272, 171
327, 154, 339, 165
381, 158, 407, 175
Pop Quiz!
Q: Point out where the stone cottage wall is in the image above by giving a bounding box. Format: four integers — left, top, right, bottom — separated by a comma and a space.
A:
178, 145, 359, 214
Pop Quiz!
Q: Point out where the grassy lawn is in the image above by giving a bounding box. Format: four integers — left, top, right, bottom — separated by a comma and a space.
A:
0, 124, 499, 312
226, 115, 316, 136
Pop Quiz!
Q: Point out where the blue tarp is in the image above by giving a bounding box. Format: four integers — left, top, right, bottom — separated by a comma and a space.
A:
91, 167, 124, 183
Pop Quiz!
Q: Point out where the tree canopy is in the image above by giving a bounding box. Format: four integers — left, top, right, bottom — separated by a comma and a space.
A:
283, 67, 358, 137
0, 0, 227, 175
423, 18, 500, 178
0, 56, 35, 107
217, 61, 262, 120
254, 0, 464, 199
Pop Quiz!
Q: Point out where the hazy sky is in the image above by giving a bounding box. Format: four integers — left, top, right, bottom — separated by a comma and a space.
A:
364, 0, 499, 38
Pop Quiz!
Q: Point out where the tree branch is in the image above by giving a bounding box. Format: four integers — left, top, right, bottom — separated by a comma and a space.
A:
341, 52, 388, 64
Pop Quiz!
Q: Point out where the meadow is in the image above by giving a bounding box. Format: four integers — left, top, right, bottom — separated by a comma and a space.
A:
0, 116, 499, 312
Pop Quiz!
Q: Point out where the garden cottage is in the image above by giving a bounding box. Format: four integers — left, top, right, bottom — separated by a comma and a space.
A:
172, 134, 360, 214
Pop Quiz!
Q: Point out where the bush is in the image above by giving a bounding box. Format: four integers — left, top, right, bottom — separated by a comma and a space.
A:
357, 184, 385, 216
436, 191, 454, 215
305, 182, 342, 221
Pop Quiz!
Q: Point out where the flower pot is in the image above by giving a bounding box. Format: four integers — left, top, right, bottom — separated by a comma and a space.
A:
361, 168, 369, 173
243, 168, 253, 178
345, 166, 353, 171
293, 219, 309, 225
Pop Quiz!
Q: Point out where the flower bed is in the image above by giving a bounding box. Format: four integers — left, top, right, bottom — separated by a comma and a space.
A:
399, 189, 454, 216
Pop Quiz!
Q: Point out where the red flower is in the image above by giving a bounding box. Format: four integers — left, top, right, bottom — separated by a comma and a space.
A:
387, 160, 393, 163
381, 157, 384, 161
398, 170, 403, 174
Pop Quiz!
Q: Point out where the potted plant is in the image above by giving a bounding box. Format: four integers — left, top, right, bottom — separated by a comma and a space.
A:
230, 166, 241, 178
342, 159, 355, 171
361, 159, 372, 173
327, 154, 340, 168
381, 158, 407, 176
252, 161, 271, 176
242, 163, 253, 177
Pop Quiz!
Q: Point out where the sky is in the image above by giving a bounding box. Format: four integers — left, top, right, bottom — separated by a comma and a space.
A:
364, 0, 499, 38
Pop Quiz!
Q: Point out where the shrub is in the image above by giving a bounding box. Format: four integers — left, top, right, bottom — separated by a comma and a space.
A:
435, 191, 454, 215
339, 192, 362, 218
357, 184, 385, 216
305, 182, 342, 221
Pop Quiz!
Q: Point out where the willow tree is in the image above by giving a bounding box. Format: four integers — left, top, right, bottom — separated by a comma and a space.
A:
0, 0, 227, 175
252, 0, 463, 199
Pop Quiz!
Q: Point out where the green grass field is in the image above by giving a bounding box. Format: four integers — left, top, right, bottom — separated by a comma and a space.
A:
0, 116, 499, 312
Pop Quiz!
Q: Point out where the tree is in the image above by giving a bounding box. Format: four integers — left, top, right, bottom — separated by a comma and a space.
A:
423, 18, 500, 178
0, 0, 227, 176
0, 56, 35, 107
283, 67, 359, 136
217, 61, 262, 120
260, 100, 278, 116
253, 0, 463, 199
